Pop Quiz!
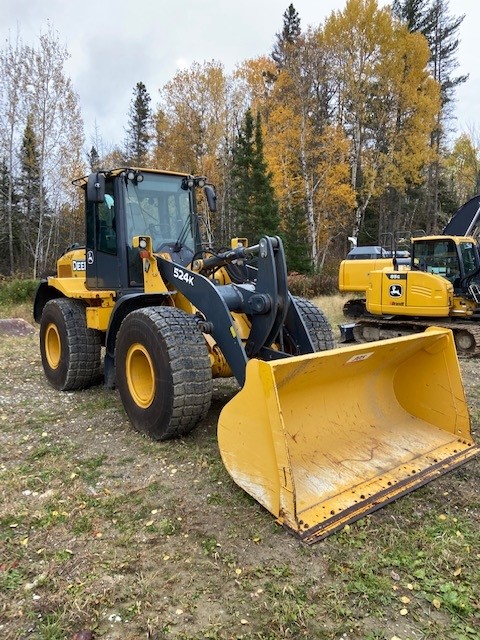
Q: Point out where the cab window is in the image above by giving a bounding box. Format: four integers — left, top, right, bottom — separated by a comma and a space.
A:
97, 186, 116, 254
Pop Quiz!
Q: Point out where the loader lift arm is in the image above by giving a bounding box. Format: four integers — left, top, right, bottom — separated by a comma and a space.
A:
156, 235, 316, 386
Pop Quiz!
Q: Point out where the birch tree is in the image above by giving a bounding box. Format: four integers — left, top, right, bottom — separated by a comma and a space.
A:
0, 33, 26, 274
22, 25, 85, 276
265, 18, 355, 270
323, 0, 440, 241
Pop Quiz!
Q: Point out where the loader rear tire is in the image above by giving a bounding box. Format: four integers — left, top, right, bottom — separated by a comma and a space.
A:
40, 298, 102, 391
115, 306, 212, 440
293, 296, 336, 351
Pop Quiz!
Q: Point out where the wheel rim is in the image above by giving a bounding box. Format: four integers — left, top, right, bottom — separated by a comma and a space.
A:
45, 322, 61, 369
125, 343, 156, 408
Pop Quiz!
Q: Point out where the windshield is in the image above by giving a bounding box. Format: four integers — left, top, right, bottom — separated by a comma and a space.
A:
413, 238, 462, 283
123, 173, 198, 253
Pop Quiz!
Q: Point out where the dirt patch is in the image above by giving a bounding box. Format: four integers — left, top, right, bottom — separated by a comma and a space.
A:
0, 327, 479, 640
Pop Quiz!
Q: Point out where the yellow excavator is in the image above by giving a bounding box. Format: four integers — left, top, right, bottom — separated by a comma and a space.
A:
339, 195, 480, 355
34, 168, 478, 543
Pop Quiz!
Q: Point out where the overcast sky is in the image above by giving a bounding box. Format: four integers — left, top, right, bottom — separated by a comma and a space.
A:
1, 0, 478, 151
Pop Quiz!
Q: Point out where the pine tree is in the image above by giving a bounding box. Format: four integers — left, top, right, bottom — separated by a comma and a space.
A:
124, 81, 153, 166
18, 114, 43, 273
392, 0, 467, 232
250, 112, 280, 237
88, 145, 100, 171
282, 202, 312, 273
231, 109, 255, 239
392, 0, 431, 32
0, 160, 19, 274
231, 109, 279, 243
272, 4, 302, 68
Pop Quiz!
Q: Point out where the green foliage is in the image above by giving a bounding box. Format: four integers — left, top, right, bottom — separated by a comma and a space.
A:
282, 206, 312, 273
0, 278, 38, 304
0, 568, 24, 593
124, 81, 153, 166
271, 3, 302, 67
231, 109, 280, 241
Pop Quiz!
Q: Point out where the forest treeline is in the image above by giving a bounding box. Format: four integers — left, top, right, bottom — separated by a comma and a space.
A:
1, 0, 479, 280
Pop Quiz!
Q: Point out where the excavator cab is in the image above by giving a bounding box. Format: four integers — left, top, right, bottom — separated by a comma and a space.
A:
412, 236, 480, 291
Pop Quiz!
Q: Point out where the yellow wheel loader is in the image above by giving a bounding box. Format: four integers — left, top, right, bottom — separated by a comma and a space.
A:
34, 168, 479, 543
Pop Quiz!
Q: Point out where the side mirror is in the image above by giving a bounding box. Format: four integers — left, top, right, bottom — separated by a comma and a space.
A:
87, 172, 106, 203
204, 184, 217, 213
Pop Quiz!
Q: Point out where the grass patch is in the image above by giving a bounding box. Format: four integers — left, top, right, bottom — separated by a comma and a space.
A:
1, 298, 479, 640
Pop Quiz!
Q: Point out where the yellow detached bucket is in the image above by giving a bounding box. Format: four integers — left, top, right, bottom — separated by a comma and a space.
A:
217, 327, 479, 543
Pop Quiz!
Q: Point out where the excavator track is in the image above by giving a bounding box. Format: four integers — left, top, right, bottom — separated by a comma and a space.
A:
353, 316, 480, 357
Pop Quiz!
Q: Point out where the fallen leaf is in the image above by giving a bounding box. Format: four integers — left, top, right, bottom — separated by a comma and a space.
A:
432, 598, 441, 609
72, 631, 94, 640
453, 567, 462, 576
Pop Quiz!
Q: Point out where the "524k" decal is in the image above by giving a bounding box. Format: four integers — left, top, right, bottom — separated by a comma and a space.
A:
173, 266, 194, 286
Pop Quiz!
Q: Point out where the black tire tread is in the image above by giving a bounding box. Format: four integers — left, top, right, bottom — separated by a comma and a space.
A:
40, 298, 102, 391
116, 306, 212, 440
293, 296, 336, 351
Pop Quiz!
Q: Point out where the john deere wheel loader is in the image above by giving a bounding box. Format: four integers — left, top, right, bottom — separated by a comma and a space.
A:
34, 168, 478, 543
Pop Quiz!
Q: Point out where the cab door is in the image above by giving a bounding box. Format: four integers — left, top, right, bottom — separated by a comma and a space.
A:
85, 179, 121, 290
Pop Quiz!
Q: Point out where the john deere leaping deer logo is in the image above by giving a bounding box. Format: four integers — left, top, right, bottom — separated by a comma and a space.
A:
389, 284, 403, 297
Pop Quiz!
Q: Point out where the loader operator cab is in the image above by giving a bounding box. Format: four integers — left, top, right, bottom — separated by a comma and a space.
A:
84, 168, 213, 291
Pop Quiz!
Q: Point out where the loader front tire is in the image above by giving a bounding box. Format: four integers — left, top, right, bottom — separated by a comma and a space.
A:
115, 306, 212, 440
40, 298, 102, 391
293, 296, 336, 351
